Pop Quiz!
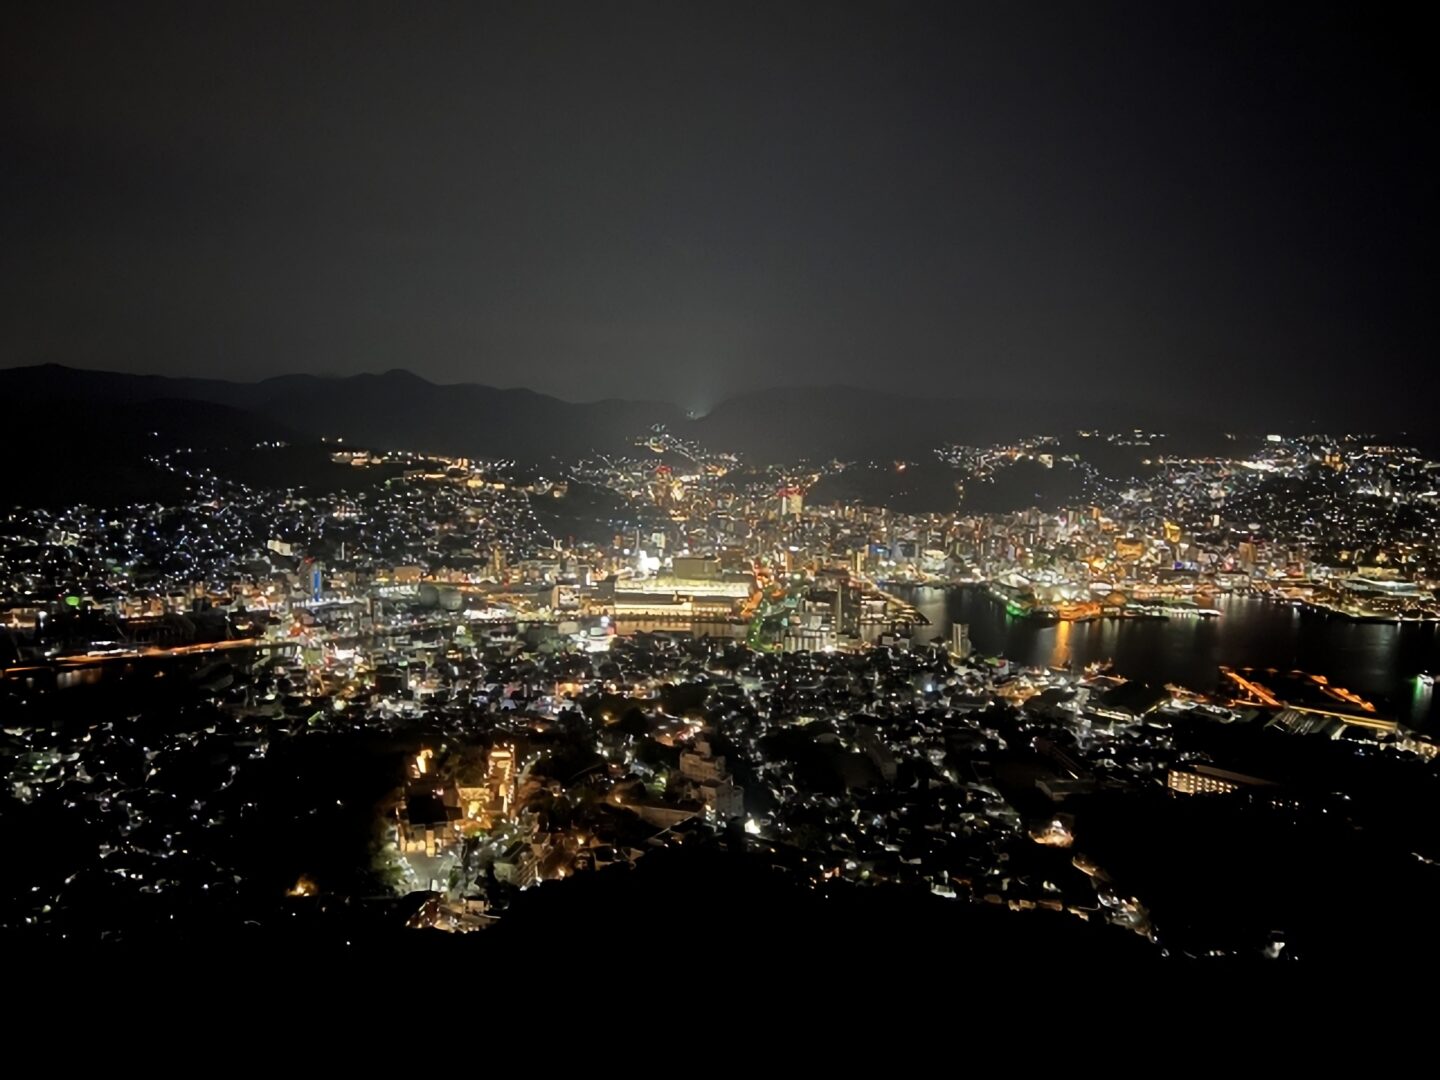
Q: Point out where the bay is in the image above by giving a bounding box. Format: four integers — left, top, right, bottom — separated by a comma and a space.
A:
895, 585, 1440, 730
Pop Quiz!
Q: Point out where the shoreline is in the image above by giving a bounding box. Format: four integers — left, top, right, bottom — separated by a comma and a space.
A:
879, 579, 1440, 625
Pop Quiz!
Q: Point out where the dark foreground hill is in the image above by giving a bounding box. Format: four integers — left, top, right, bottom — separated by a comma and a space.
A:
477, 844, 1158, 967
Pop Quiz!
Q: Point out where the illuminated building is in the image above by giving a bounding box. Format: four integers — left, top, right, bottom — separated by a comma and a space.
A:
1167, 764, 1276, 796
672, 556, 720, 581
950, 622, 972, 659
679, 735, 746, 822
1114, 536, 1145, 560
651, 464, 675, 508
488, 744, 516, 815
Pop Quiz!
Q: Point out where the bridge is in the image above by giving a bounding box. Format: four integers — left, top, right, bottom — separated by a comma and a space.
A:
2, 637, 300, 688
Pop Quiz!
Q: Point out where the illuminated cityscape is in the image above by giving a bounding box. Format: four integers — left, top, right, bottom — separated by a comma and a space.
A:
4, 4, 1436, 966
2, 408, 1437, 960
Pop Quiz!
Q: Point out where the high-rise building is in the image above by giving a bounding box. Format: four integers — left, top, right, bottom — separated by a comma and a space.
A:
950, 622, 972, 660
1238, 541, 1258, 569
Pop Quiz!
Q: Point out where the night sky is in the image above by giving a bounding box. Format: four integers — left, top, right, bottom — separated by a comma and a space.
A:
3, 3, 1432, 417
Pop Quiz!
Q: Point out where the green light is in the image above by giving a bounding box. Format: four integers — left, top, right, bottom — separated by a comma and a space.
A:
64, 595, 80, 608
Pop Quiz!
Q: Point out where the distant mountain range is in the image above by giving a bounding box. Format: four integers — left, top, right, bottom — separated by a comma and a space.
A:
7, 363, 1006, 462
1, 364, 681, 464
1, 362, 1414, 467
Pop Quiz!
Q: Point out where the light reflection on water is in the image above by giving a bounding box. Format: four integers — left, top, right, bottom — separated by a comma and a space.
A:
897, 585, 1440, 729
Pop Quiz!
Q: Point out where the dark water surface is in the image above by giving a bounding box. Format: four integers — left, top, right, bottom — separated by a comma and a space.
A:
896, 586, 1440, 730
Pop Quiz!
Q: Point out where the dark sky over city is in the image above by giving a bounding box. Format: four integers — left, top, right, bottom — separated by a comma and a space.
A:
3, 2, 1432, 415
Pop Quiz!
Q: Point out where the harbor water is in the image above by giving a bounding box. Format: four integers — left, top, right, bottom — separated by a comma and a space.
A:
895, 585, 1440, 730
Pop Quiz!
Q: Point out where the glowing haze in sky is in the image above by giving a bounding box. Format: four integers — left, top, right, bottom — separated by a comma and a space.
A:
3, 3, 1432, 420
